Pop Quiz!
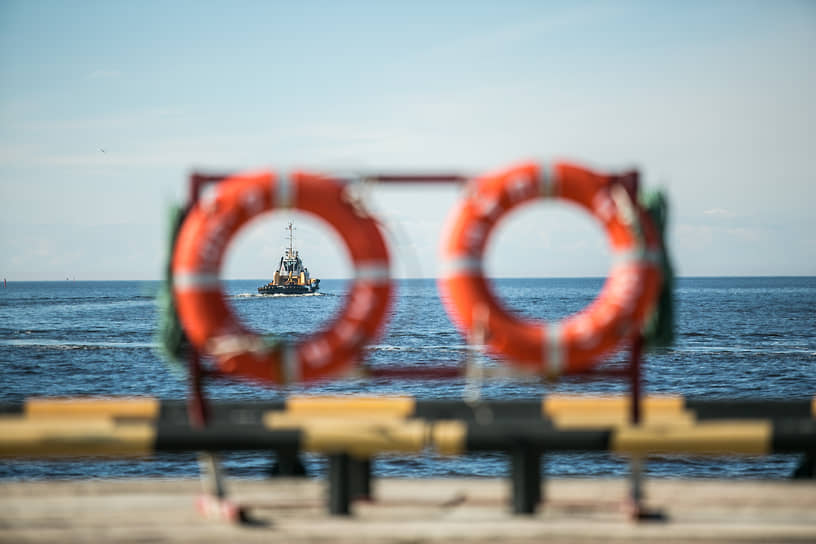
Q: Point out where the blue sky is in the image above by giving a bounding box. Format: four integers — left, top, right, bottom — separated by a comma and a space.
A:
1, 1, 814, 280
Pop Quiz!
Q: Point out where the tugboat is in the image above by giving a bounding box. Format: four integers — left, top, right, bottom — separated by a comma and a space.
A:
258, 222, 320, 295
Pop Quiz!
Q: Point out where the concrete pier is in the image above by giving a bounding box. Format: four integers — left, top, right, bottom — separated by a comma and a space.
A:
2, 478, 815, 543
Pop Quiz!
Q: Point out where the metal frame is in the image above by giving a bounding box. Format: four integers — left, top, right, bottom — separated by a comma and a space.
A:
178, 170, 655, 521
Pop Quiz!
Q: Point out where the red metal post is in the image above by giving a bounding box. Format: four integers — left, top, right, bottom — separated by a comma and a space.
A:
630, 334, 643, 424
188, 350, 208, 428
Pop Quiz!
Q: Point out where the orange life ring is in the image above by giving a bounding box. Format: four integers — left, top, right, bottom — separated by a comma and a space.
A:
172, 170, 392, 384
439, 161, 662, 375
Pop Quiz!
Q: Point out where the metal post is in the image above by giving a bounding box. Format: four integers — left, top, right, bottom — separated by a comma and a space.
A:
188, 350, 243, 522
627, 335, 664, 521
270, 449, 307, 476
510, 448, 541, 514
350, 457, 373, 500
328, 454, 352, 516
188, 351, 207, 426
630, 335, 642, 425
628, 335, 644, 517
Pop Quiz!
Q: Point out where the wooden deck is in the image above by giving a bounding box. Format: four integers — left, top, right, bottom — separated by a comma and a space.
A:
2, 478, 815, 543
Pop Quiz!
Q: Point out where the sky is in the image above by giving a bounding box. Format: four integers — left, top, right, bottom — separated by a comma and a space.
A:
1, 1, 814, 280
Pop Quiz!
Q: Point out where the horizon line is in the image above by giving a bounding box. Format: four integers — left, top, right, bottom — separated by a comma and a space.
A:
4, 274, 816, 283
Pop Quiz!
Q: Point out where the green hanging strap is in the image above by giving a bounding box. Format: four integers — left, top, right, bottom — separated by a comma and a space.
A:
155, 204, 192, 374
640, 189, 675, 350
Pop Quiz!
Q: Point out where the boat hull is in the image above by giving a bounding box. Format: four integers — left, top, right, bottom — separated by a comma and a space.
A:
257, 284, 319, 295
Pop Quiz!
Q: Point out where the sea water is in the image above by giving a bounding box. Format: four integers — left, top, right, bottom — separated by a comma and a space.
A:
1, 277, 814, 480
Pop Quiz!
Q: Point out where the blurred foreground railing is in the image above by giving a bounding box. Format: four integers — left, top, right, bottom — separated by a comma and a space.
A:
2, 395, 814, 519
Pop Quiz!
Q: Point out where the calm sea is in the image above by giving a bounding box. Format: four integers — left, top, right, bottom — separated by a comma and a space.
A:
1, 277, 814, 480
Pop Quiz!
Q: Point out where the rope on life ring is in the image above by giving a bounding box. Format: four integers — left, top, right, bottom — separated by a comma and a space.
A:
172, 170, 392, 385
438, 161, 662, 376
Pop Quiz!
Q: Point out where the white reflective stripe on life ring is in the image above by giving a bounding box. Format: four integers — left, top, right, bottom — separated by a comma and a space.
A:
543, 322, 564, 375
354, 262, 391, 284
275, 172, 294, 209
173, 272, 220, 291
281, 342, 300, 384
537, 162, 557, 198
611, 248, 662, 268
440, 256, 483, 277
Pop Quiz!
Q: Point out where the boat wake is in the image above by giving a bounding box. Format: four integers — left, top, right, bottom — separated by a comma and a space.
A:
233, 292, 324, 298
0, 338, 156, 350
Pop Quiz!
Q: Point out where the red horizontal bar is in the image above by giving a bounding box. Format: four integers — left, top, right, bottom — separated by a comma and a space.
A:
190, 172, 468, 187
203, 363, 632, 383
364, 366, 465, 380
191, 173, 232, 183
189, 173, 233, 203
361, 174, 468, 184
